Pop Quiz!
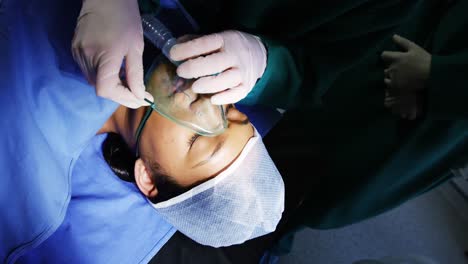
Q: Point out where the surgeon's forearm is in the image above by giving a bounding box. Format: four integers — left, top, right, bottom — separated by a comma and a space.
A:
240, 37, 309, 110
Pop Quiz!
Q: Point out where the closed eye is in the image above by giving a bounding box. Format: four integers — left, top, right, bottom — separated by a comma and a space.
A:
187, 134, 200, 149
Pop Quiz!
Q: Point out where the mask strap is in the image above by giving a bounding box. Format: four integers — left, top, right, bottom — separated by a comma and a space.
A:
135, 99, 155, 156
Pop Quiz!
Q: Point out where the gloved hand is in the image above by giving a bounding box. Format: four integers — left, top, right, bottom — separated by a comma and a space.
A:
384, 91, 424, 120
170, 30, 267, 105
381, 34, 431, 120
72, 0, 153, 108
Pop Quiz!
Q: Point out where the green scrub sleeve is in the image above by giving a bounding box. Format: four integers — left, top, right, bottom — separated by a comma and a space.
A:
426, 51, 468, 120
240, 37, 306, 110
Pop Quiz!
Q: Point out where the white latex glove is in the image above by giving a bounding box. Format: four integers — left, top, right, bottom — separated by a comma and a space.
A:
381, 34, 431, 93
381, 34, 431, 120
384, 91, 423, 120
170, 30, 267, 105
72, 0, 153, 108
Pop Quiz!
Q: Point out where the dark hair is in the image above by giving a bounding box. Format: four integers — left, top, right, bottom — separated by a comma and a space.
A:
102, 133, 191, 203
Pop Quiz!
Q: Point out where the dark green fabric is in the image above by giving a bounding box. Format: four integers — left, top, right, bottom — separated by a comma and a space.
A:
428, 52, 468, 119
145, 0, 468, 230
138, 0, 160, 15
242, 0, 423, 109
426, 0, 468, 120
256, 0, 468, 229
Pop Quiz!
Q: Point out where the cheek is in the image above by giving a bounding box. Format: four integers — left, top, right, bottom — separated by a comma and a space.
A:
173, 92, 191, 108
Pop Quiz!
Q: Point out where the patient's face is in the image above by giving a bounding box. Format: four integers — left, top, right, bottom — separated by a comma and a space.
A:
139, 104, 254, 187
138, 58, 254, 187
145, 56, 227, 136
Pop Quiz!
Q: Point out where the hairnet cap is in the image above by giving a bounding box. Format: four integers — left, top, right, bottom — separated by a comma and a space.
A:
149, 128, 285, 247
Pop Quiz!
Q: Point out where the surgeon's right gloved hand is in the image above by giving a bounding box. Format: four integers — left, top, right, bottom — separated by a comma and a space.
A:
170, 30, 267, 105
72, 0, 153, 109
381, 34, 431, 120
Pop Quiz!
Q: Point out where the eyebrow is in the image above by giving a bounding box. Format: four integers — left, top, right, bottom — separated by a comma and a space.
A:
191, 138, 226, 169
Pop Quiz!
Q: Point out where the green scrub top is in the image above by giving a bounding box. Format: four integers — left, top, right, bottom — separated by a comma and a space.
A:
146, 0, 468, 229
249, 0, 468, 229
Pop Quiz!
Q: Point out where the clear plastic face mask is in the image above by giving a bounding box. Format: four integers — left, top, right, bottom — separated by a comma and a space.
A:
143, 55, 228, 137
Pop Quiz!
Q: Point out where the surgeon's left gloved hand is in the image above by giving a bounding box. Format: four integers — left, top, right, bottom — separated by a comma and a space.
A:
72, 0, 153, 109
170, 30, 267, 105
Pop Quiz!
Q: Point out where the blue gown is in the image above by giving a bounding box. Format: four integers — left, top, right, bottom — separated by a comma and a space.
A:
17, 135, 176, 263
0, 0, 174, 262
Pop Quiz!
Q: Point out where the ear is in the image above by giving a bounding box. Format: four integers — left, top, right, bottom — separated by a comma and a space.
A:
134, 158, 158, 199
